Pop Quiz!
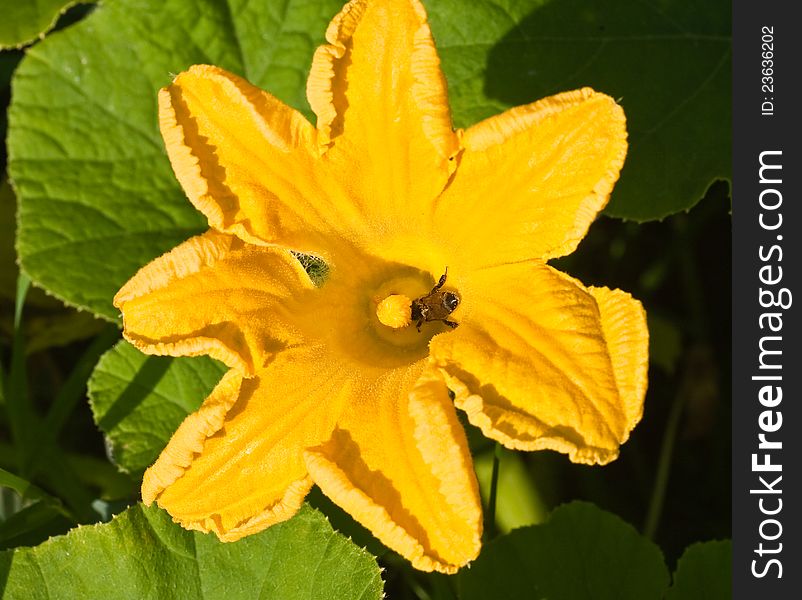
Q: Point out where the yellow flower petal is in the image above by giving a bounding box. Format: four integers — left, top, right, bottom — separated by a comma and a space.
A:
432, 88, 627, 267
308, 0, 459, 232
143, 345, 351, 541
159, 64, 356, 254
141, 369, 243, 506
114, 230, 313, 375
429, 262, 648, 465
115, 0, 649, 572
588, 286, 649, 428
305, 366, 482, 573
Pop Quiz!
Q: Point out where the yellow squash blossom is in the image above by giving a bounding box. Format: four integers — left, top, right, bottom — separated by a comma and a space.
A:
114, 0, 648, 573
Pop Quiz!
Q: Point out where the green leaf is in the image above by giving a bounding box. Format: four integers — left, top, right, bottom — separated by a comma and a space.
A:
0, 503, 384, 599
1, 53, 23, 155
9, 0, 730, 320
0, 0, 84, 49
426, 0, 731, 220
88, 341, 226, 476
0, 179, 17, 300
0, 499, 74, 551
306, 486, 389, 560
1, 178, 109, 350
0, 467, 61, 505
0, 468, 75, 550
458, 501, 670, 600
9, 0, 342, 319
666, 540, 731, 599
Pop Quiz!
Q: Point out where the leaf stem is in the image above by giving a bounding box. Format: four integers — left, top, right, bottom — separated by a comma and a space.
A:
643, 387, 686, 540
486, 442, 502, 539
5, 273, 32, 471
13, 273, 30, 331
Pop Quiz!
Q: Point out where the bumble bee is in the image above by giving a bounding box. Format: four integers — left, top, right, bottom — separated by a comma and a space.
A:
411, 268, 460, 332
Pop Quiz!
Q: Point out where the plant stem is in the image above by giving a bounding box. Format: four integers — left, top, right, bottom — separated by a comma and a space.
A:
13, 274, 30, 331
6, 274, 32, 471
643, 387, 686, 539
486, 442, 502, 539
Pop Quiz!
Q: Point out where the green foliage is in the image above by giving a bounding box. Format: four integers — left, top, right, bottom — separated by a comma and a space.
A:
88, 341, 226, 476
0, 0, 732, 596
1, 179, 107, 352
458, 502, 670, 600
0, 0, 83, 49
0, 503, 383, 600
0, 494, 74, 550
9, 0, 729, 319
292, 251, 330, 286
666, 541, 732, 599
426, 0, 731, 221
0, 180, 16, 298
0, 467, 65, 509
8, 0, 342, 319
1, 53, 22, 154
0, 467, 74, 550
459, 503, 732, 600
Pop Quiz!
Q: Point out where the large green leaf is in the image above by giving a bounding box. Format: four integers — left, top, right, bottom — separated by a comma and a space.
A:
427, 0, 731, 221
88, 341, 226, 476
458, 502, 669, 600
666, 540, 731, 599
0, 179, 16, 299
0, 503, 383, 599
1, 52, 23, 165
1, 177, 107, 352
9, 0, 730, 319
9, 0, 343, 319
0, 0, 83, 49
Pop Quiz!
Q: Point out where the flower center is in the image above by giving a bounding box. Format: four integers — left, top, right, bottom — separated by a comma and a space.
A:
331, 264, 457, 368
376, 294, 412, 329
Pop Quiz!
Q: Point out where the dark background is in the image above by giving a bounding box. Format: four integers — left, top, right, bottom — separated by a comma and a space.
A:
733, 2, 800, 597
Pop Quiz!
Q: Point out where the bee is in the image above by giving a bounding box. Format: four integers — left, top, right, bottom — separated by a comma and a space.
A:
411, 268, 460, 332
